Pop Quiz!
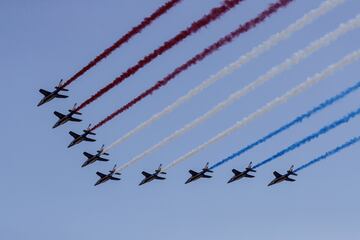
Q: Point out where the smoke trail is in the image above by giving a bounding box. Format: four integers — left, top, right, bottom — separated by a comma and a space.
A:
113, 18, 360, 170
104, 0, 345, 152
91, 0, 294, 130
294, 135, 360, 172
253, 107, 360, 169
210, 80, 360, 169
62, 0, 182, 88
76, 0, 245, 110
162, 49, 360, 171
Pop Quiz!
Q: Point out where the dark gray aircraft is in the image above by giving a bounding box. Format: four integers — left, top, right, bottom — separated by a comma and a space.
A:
139, 164, 166, 186
68, 124, 96, 148
94, 165, 121, 186
227, 162, 256, 184
82, 144, 109, 168
268, 165, 297, 186
185, 162, 213, 184
53, 103, 82, 128
38, 79, 69, 106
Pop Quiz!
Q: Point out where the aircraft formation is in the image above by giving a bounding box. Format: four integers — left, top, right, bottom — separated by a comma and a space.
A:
37, 0, 359, 188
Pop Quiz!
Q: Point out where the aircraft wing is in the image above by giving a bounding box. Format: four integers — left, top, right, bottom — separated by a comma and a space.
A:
55, 93, 68, 98
273, 171, 282, 178
244, 173, 255, 178
285, 177, 296, 182
84, 137, 96, 142
96, 172, 106, 178
70, 117, 82, 122
98, 157, 109, 162
83, 152, 93, 158
189, 170, 198, 176
109, 176, 121, 181
69, 131, 80, 138
202, 174, 212, 178
154, 175, 166, 180
54, 111, 65, 119
232, 169, 241, 175
39, 89, 51, 96
141, 171, 151, 177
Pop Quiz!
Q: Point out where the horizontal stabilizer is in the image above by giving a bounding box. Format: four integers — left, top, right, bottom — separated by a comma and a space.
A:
54, 111, 65, 119
96, 172, 106, 178
39, 89, 50, 96
69, 131, 79, 139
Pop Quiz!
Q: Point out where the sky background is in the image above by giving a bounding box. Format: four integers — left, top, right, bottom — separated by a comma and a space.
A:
1, 0, 360, 239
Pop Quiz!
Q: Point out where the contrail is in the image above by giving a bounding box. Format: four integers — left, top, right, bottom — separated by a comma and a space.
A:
91, 0, 294, 130
62, 0, 182, 88
210, 80, 360, 169
76, 0, 245, 111
104, 0, 345, 152
163, 49, 360, 171
114, 17, 360, 171
294, 135, 360, 172
253, 107, 360, 169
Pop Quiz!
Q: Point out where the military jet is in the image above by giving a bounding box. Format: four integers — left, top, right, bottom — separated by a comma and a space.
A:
94, 165, 121, 186
227, 162, 256, 184
53, 103, 82, 128
139, 164, 166, 186
82, 145, 109, 168
38, 79, 69, 106
68, 124, 96, 148
185, 162, 213, 184
268, 165, 298, 186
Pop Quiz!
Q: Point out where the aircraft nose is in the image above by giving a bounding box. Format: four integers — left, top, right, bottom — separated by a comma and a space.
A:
52, 122, 60, 129
37, 100, 44, 107
227, 178, 234, 184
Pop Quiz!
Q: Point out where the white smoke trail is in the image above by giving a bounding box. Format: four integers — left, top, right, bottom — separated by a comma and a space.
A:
115, 15, 360, 172
164, 49, 360, 170
104, 0, 345, 152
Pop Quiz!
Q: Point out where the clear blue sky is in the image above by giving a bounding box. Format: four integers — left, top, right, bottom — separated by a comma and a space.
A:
1, 1, 360, 239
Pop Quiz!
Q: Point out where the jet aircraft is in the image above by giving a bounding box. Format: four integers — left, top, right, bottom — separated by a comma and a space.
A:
68, 124, 96, 148
227, 162, 256, 184
139, 164, 166, 186
38, 79, 68, 106
185, 162, 213, 184
53, 103, 82, 128
94, 165, 121, 186
268, 165, 297, 186
82, 144, 109, 168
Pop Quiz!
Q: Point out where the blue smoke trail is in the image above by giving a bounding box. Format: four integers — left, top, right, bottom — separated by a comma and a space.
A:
210, 81, 360, 169
253, 107, 360, 169
295, 135, 360, 172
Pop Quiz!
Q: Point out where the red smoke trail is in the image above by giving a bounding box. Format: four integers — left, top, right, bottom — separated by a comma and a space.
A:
76, 0, 244, 110
62, 0, 182, 88
92, 0, 293, 130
